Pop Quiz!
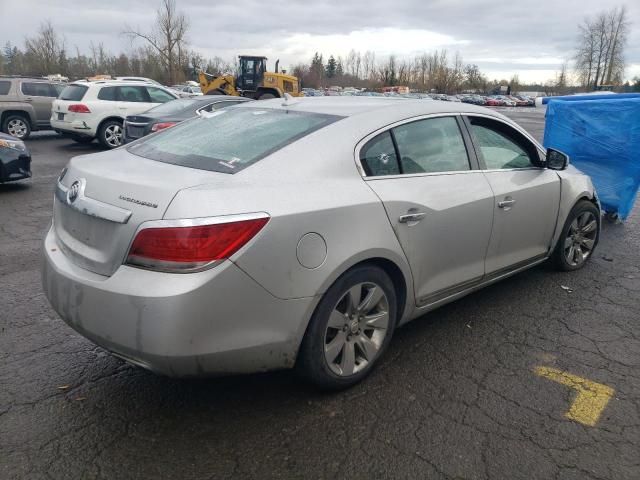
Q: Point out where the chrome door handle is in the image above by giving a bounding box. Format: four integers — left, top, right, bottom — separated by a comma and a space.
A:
399, 212, 426, 223
498, 198, 516, 209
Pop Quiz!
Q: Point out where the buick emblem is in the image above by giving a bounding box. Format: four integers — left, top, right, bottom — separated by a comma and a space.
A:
67, 181, 80, 204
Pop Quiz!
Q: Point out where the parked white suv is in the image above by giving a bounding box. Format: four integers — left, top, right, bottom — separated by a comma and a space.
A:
51, 81, 179, 148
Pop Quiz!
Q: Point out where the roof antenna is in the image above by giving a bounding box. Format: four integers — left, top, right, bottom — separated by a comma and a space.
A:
281, 93, 300, 106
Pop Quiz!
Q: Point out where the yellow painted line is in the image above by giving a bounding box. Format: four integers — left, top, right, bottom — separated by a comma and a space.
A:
535, 366, 614, 427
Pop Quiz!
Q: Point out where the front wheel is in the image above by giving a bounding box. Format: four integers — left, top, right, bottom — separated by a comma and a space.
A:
551, 200, 600, 271
3, 115, 31, 140
296, 265, 397, 390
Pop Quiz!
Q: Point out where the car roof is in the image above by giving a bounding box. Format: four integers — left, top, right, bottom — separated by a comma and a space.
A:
70, 80, 167, 87
235, 96, 509, 121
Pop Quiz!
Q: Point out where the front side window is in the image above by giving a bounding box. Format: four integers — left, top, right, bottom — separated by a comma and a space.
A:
21, 82, 55, 97
359, 131, 400, 177
0, 81, 10, 95
147, 87, 176, 103
467, 117, 539, 169
117, 86, 149, 103
128, 107, 341, 174
393, 117, 470, 173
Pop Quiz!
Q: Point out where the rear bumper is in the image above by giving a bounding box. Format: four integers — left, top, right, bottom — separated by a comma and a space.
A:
0, 153, 31, 182
42, 225, 316, 376
51, 118, 96, 137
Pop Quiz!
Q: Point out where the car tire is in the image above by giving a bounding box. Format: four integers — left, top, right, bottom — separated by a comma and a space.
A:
98, 120, 123, 149
296, 264, 397, 390
71, 135, 94, 145
551, 200, 600, 271
3, 114, 31, 140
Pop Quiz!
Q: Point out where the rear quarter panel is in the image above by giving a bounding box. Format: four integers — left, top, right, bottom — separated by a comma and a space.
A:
162, 123, 415, 318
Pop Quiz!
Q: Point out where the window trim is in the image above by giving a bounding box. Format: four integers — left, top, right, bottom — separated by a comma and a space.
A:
461, 113, 546, 172
354, 113, 480, 180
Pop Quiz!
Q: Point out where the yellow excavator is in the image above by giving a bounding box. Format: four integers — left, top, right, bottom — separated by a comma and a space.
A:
198, 56, 302, 99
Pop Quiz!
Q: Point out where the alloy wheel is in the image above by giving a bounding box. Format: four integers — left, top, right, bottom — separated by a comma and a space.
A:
564, 211, 597, 267
324, 282, 390, 376
7, 119, 28, 138
104, 124, 123, 147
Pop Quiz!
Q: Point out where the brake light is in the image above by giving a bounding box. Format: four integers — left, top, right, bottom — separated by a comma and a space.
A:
126, 216, 269, 272
68, 104, 91, 113
151, 122, 176, 132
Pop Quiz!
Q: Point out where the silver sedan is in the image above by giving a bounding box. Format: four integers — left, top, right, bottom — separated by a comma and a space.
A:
43, 97, 600, 389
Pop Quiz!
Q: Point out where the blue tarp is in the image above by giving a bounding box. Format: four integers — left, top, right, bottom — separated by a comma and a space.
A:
543, 96, 640, 220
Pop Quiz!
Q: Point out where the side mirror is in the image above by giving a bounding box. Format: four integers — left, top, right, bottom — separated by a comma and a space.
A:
546, 148, 569, 170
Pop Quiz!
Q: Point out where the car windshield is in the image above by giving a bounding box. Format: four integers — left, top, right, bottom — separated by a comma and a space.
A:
59, 84, 88, 101
127, 107, 342, 174
147, 99, 201, 114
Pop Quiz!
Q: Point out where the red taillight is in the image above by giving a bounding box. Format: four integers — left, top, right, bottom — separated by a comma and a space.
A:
68, 104, 91, 113
126, 217, 269, 272
151, 122, 176, 132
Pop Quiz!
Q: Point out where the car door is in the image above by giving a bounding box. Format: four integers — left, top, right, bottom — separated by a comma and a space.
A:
361, 115, 495, 307
20, 81, 56, 126
463, 115, 561, 275
116, 85, 153, 116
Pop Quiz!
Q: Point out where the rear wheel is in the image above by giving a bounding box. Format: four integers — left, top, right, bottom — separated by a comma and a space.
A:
552, 200, 600, 271
296, 265, 397, 390
3, 115, 31, 140
98, 120, 123, 149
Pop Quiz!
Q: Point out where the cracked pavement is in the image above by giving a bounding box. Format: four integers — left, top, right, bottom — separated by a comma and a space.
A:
1, 109, 639, 479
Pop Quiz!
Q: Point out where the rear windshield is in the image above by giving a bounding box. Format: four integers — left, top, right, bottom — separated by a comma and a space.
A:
127, 107, 342, 173
147, 98, 200, 114
59, 84, 88, 101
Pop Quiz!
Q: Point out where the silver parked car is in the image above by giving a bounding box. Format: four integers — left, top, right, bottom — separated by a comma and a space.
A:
43, 98, 600, 389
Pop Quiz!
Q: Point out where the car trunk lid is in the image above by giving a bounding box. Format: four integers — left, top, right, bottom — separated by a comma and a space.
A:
53, 148, 227, 276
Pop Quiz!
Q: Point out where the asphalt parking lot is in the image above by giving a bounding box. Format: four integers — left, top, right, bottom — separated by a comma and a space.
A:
1, 108, 639, 480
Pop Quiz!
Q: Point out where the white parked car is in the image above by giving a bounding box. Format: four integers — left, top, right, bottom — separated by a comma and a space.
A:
51, 81, 179, 148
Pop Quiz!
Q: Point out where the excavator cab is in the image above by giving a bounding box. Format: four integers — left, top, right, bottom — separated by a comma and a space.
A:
236, 56, 267, 93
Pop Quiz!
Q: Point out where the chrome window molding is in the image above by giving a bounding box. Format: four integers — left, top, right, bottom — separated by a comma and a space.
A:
355, 112, 470, 181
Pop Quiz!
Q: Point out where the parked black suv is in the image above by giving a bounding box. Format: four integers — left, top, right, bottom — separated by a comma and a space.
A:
0, 77, 65, 139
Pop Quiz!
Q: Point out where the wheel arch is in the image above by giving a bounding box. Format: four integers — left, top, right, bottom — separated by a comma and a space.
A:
1, 109, 34, 129
97, 116, 124, 132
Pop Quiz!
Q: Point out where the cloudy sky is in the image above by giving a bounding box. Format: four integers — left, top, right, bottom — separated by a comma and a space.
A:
1, 0, 639, 83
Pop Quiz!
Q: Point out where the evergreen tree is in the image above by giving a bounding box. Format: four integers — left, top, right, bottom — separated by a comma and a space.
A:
325, 55, 337, 78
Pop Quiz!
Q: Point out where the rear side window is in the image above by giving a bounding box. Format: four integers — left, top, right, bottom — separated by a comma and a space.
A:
128, 108, 341, 174
21, 82, 55, 97
59, 84, 88, 101
393, 117, 470, 173
51, 84, 64, 96
0, 81, 11, 95
97, 86, 117, 101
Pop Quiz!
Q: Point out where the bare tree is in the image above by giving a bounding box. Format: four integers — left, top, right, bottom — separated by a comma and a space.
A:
123, 0, 189, 84
24, 21, 65, 75
574, 6, 628, 90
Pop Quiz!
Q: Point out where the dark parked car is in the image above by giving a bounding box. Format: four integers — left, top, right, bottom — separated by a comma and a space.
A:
123, 96, 251, 143
0, 132, 31, 183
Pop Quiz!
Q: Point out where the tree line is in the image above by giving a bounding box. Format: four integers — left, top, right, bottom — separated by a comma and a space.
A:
0, 1, 636, 94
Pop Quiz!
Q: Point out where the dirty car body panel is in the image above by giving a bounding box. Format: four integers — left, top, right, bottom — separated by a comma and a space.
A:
42, 98, 599, 378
